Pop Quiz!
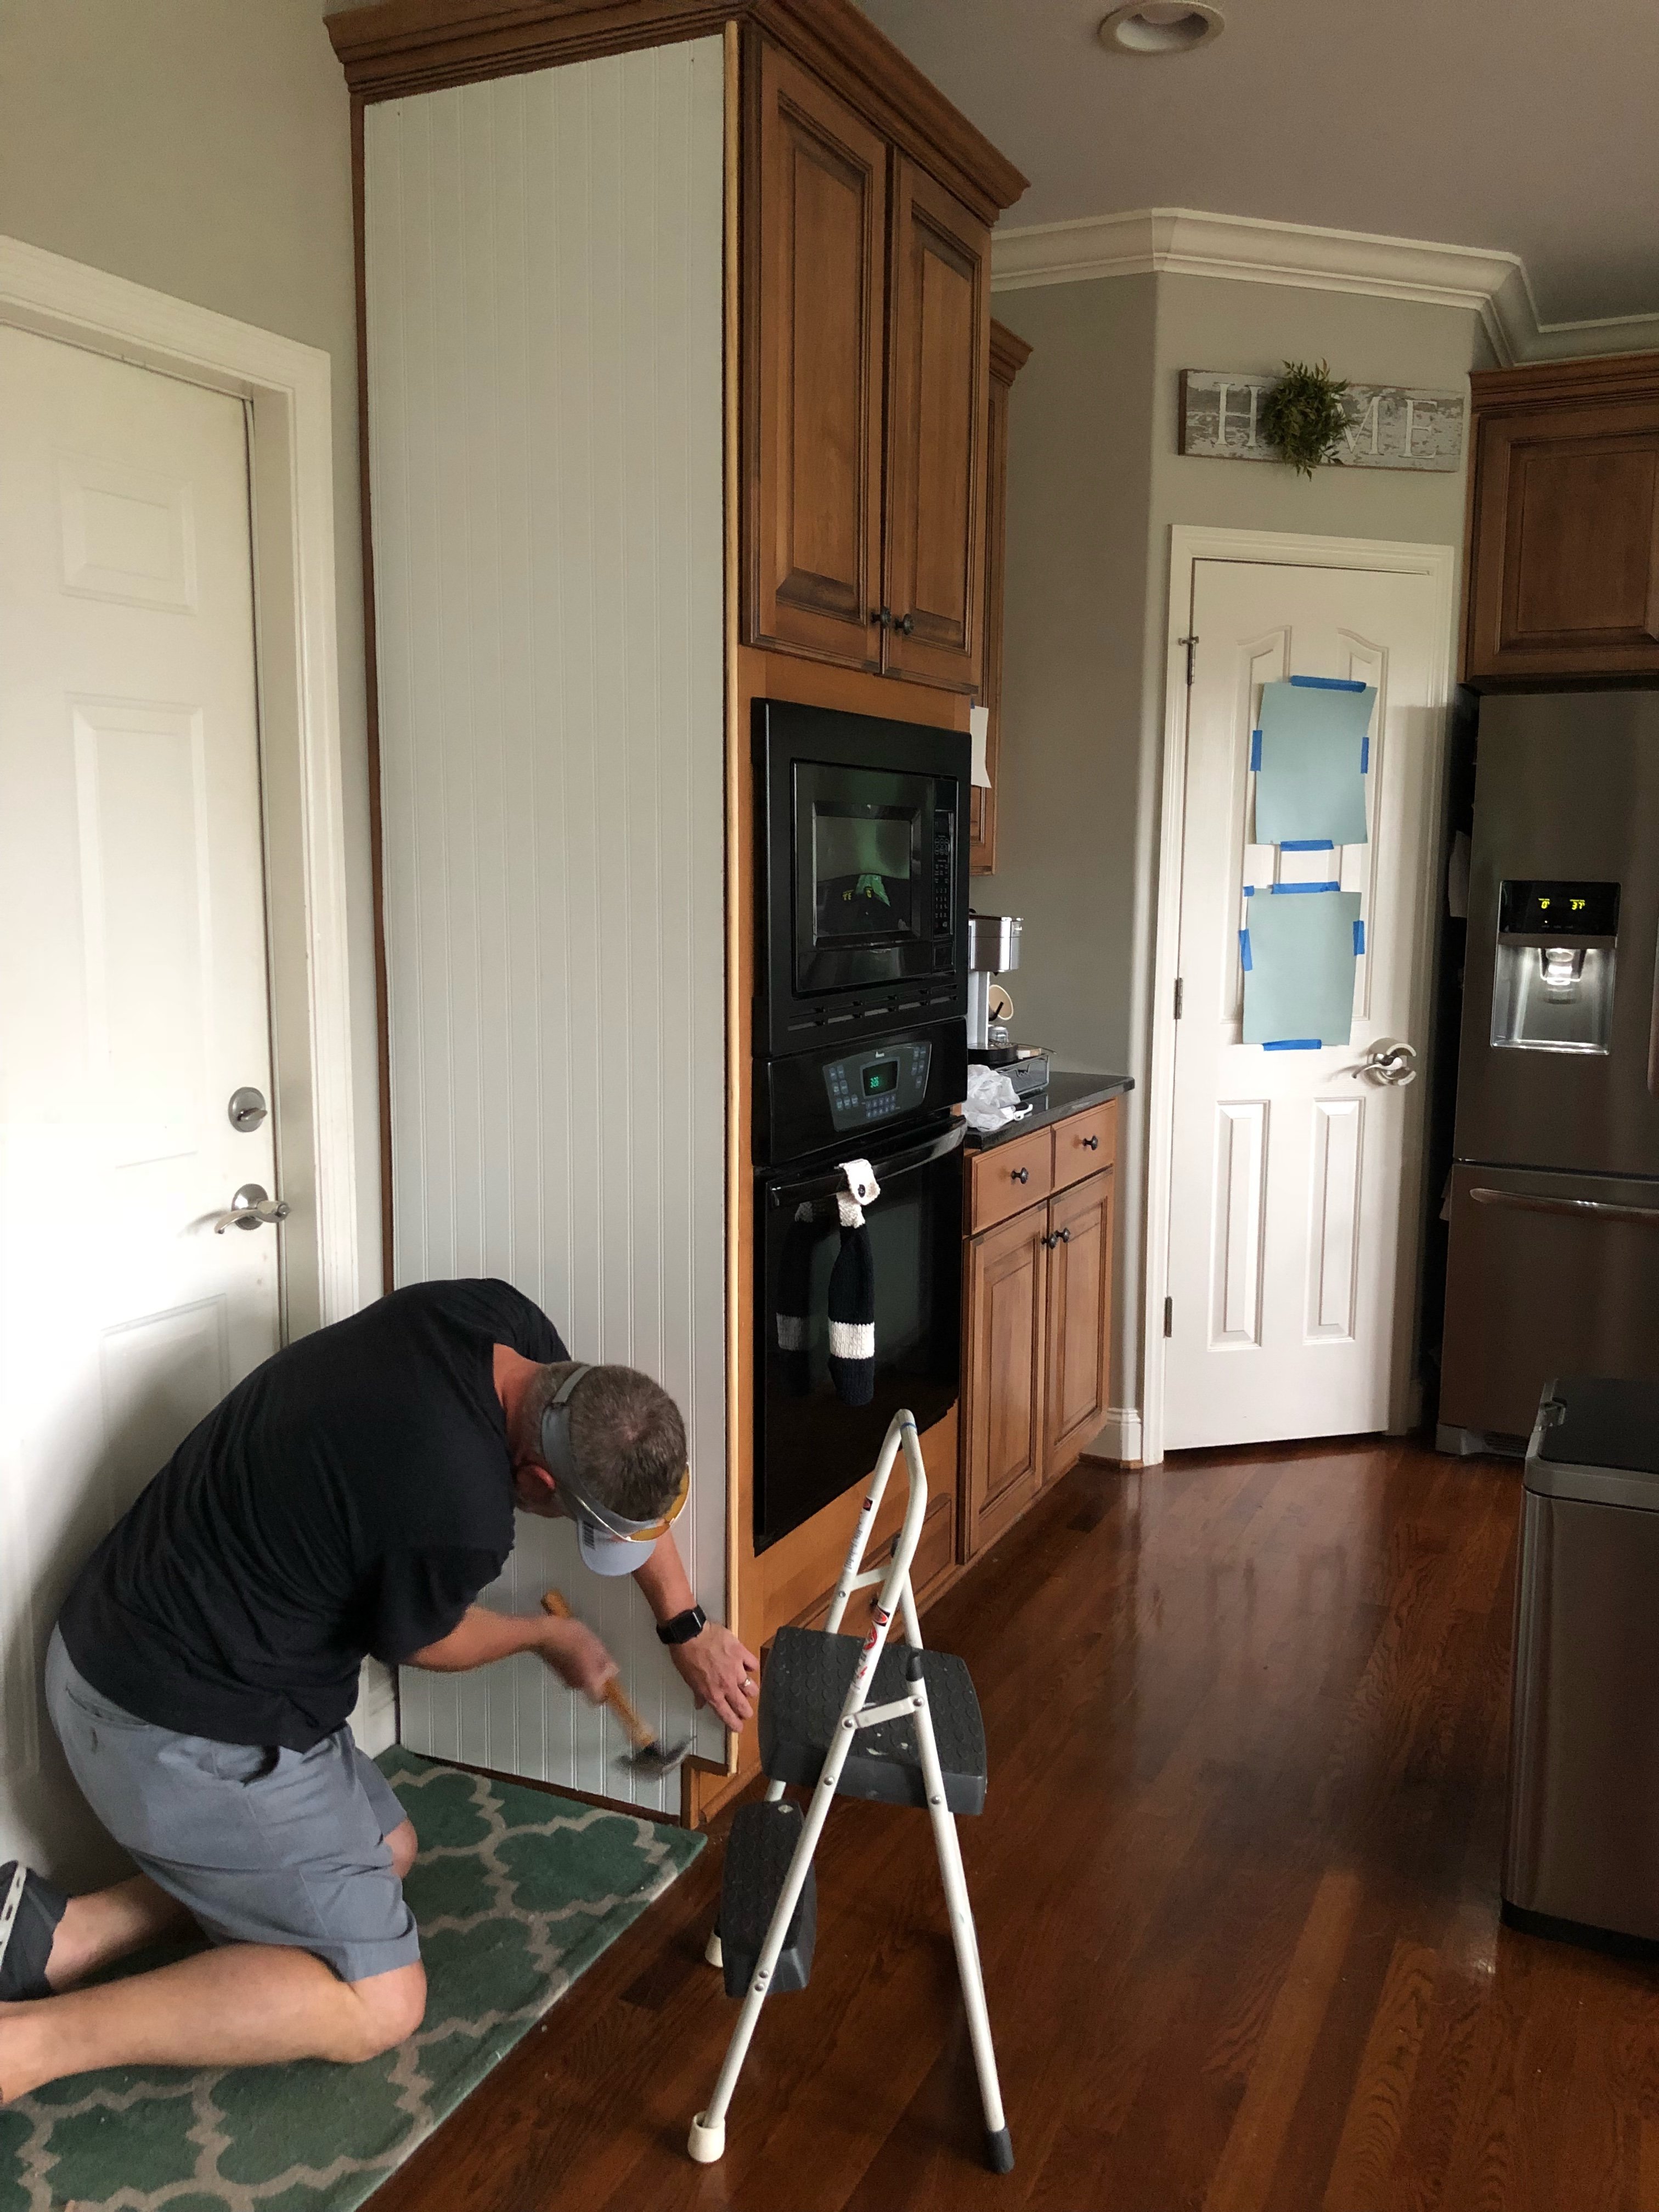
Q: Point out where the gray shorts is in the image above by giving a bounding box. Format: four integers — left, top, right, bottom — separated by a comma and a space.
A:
46, 1627, 420, 1984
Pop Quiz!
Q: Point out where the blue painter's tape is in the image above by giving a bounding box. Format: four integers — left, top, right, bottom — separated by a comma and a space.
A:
1280, 839, 1334, 852
1353, 918, 1365, 956
1263, 1038, 1322, 1051
1239, 928, 1252, 971
1289, 674, 1367, 692
1360, 733, 1370, 774
1250, 728, 1262, 771
1269, 880, 1342, 894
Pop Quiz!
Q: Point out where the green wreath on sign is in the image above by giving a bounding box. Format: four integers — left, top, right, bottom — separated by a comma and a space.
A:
1260, 359, 1350, 477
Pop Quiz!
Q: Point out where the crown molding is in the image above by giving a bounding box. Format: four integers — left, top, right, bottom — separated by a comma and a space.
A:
990, 207, 1659, 369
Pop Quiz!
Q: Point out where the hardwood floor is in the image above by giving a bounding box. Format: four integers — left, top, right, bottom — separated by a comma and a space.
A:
377, 1440, 1659, 2211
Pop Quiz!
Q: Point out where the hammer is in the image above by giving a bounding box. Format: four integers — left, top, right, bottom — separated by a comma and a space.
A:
541, 1590, 691, 1779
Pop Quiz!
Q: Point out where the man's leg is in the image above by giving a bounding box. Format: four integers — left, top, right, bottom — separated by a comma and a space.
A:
44, 1875, 198, 1991
0, 1949, 426, 2102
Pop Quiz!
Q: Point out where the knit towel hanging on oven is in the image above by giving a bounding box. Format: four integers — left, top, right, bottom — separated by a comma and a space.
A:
828, 1158, 880, 1407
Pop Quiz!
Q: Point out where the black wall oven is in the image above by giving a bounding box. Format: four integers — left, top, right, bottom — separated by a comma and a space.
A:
752, 701, 972, 1554
755, 700, 968, 1062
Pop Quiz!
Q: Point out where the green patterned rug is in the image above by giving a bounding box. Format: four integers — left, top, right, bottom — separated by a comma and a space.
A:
0, 1750, 703, 2212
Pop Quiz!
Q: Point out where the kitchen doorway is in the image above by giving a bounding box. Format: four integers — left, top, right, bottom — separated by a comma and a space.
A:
1143, 531, 1455, 1463
0, 242, 358, 1883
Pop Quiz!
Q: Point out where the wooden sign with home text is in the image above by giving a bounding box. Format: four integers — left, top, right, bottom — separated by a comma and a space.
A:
1178, 369, 1466, 471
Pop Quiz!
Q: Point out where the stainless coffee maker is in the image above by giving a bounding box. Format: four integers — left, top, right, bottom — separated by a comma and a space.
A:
967, 913, 1049, 1096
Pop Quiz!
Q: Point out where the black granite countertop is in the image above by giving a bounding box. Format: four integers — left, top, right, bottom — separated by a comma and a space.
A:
963, 1069, 1134, 1150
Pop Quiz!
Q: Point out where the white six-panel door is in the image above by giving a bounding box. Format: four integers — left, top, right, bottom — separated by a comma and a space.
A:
0, 325, 281, 1882
1160, 552, 1449, 1453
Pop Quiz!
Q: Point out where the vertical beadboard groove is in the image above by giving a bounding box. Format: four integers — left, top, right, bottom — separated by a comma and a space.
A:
365, 41, 727, 1811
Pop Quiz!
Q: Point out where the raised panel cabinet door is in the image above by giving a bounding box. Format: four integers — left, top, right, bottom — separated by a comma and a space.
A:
1466, 398, 1659, 679
1044, 1170, 1114, 1483
963, 1203, 1046, 1557
883, 155, 990, 692
748, 37, 887, 669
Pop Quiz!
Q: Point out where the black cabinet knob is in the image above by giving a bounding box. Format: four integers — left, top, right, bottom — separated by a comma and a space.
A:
1012, 1166, 1029, 1184
1058, 1227, 1071, 1244
1082, 1134, 1099, 1151
872, 607, 893, 629
898, 612, 915, 636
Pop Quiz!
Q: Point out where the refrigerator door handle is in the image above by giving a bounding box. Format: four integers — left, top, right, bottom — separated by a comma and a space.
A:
1469, 1186, 1659, 1228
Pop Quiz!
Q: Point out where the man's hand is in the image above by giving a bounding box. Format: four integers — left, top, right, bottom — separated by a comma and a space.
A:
538, 1615, 619, 1704
669, 1622, 761, 1731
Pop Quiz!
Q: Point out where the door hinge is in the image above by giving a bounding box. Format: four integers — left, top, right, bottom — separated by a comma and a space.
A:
1178, 633, 1198, 685
1173, 977, 1184, 1020
1164, 1295, 1173, 1338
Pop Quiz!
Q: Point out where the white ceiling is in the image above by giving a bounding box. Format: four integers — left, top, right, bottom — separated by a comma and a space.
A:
856, 0, 1659, 326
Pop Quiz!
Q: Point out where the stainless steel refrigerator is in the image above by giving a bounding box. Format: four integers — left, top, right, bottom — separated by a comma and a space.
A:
1440, 690, 1659, 1454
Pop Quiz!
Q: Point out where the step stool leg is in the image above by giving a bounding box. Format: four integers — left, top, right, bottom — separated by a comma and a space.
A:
909, 1660, 1013, 2175
689, 1753, 844, 2162
703, 1922, 723, 1970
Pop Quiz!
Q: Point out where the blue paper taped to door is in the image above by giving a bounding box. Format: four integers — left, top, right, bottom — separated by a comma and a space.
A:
1242, 885, 1363, 1047
1253, 679, 1375, 847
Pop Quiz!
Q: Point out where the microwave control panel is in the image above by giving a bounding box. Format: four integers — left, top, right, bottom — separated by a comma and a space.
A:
932, 805, 955, 935
823, 1040, 933, 1132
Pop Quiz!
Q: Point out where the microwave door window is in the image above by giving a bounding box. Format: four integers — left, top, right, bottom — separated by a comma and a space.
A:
812, 804, 918, 943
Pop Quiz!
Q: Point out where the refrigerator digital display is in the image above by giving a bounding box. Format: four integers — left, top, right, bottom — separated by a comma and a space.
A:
1498, 879, 1620, 939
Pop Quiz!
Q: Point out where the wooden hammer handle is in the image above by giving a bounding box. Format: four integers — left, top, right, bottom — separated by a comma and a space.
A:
540, 1589, 654, 1750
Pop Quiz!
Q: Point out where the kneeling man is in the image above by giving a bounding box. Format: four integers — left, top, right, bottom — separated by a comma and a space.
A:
0, 1278, 756, 2102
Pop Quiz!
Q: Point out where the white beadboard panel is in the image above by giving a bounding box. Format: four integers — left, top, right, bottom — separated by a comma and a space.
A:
365, 41, 727, 1813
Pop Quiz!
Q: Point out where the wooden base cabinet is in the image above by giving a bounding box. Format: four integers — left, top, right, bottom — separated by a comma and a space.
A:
962, 1149, 1116, 1561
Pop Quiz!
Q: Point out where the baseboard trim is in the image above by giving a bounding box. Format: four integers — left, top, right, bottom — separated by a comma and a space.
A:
1087, 1407, 1143, 1465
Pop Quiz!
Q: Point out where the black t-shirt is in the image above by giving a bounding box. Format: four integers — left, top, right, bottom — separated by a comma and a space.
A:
58, 1278, 564, 1751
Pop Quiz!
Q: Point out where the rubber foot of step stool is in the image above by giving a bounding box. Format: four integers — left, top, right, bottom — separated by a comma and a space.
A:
687, 2111, 726, 2164
703, 1927, 723, 1970
985, 2126, 1015, 2174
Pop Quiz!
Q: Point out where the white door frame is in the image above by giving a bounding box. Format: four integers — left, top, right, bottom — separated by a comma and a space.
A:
1141, 525, 1456, 1468
0, 235, 360, 1335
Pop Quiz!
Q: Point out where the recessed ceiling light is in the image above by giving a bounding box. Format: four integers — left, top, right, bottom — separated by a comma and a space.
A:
1098, 1, 1225, 54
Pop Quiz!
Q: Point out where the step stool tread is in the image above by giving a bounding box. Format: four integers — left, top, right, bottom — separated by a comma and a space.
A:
759, 1627, 988, 1815
719, 1801, 815, 1997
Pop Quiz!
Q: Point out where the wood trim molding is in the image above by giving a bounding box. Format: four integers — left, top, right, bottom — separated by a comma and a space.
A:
328, 0, 1028, 222
0, 233, 363, 1337
1470, 351, 1659, 412
989, 316, 1032, 385
990, 207, 1659, 371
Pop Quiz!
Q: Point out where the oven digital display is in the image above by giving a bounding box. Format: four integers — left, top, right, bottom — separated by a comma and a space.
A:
1498, 878, 1620, 939
862, 1060, 899, 1097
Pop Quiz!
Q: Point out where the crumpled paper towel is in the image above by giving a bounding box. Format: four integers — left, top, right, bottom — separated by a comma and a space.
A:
963, 1062, 1031, 1133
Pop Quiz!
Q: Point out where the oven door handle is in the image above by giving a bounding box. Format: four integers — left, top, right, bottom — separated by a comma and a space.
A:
766, 1120, 966, 1209
1469, 1185, 1659, 1228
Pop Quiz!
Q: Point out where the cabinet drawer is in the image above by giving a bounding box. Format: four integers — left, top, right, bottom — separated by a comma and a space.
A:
967, 1125, 1053, 1232
1051, 1101, 1116, 1192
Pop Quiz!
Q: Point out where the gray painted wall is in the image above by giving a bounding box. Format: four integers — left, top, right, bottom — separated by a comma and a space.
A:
985, 269, 1493, 1445
1, 0, 381, 1295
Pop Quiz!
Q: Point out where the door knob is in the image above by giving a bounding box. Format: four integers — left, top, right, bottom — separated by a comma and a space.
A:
1351, 1039, 1418, 1087
213, 1182, 291, 1235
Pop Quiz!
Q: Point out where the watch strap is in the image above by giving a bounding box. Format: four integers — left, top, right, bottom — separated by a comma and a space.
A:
655, 1604, 707, 1647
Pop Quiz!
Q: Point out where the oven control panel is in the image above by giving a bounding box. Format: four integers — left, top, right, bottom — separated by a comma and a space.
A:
823, 1040, 933, 1132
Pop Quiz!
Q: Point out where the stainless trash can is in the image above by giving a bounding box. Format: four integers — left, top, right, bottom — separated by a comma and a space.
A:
1504, 1376, 1659, 1945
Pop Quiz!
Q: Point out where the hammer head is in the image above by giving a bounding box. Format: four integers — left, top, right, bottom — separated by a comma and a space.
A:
617, 1734, 692, 1780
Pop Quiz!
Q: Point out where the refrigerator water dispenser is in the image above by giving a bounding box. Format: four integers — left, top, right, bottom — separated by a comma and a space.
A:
1490, 878, 1619, 1055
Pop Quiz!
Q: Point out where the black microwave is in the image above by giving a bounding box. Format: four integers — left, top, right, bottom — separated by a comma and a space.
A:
755, 700, 969, 1059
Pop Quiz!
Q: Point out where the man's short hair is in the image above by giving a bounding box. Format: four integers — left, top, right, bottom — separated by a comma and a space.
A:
545, 1363, 687, 1521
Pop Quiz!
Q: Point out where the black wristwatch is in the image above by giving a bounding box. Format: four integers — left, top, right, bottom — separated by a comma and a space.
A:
655, 1604, 707, 1647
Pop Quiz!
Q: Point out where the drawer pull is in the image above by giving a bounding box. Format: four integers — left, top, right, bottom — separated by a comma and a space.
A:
1081, 1134, 1099, 1151
1042, 1228, 1071, 1249
1011, 1166, 1029, 1184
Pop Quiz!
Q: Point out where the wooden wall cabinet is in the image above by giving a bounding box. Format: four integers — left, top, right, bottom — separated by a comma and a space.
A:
960, 1100, 1118, 1560
970, 319, 1032, 873
747, 32, 1000, 693
1464, 353, 1659, 683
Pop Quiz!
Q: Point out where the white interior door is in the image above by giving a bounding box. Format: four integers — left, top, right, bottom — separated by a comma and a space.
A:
1161, 554, 1448, 1452
0, 324, 281, 1882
